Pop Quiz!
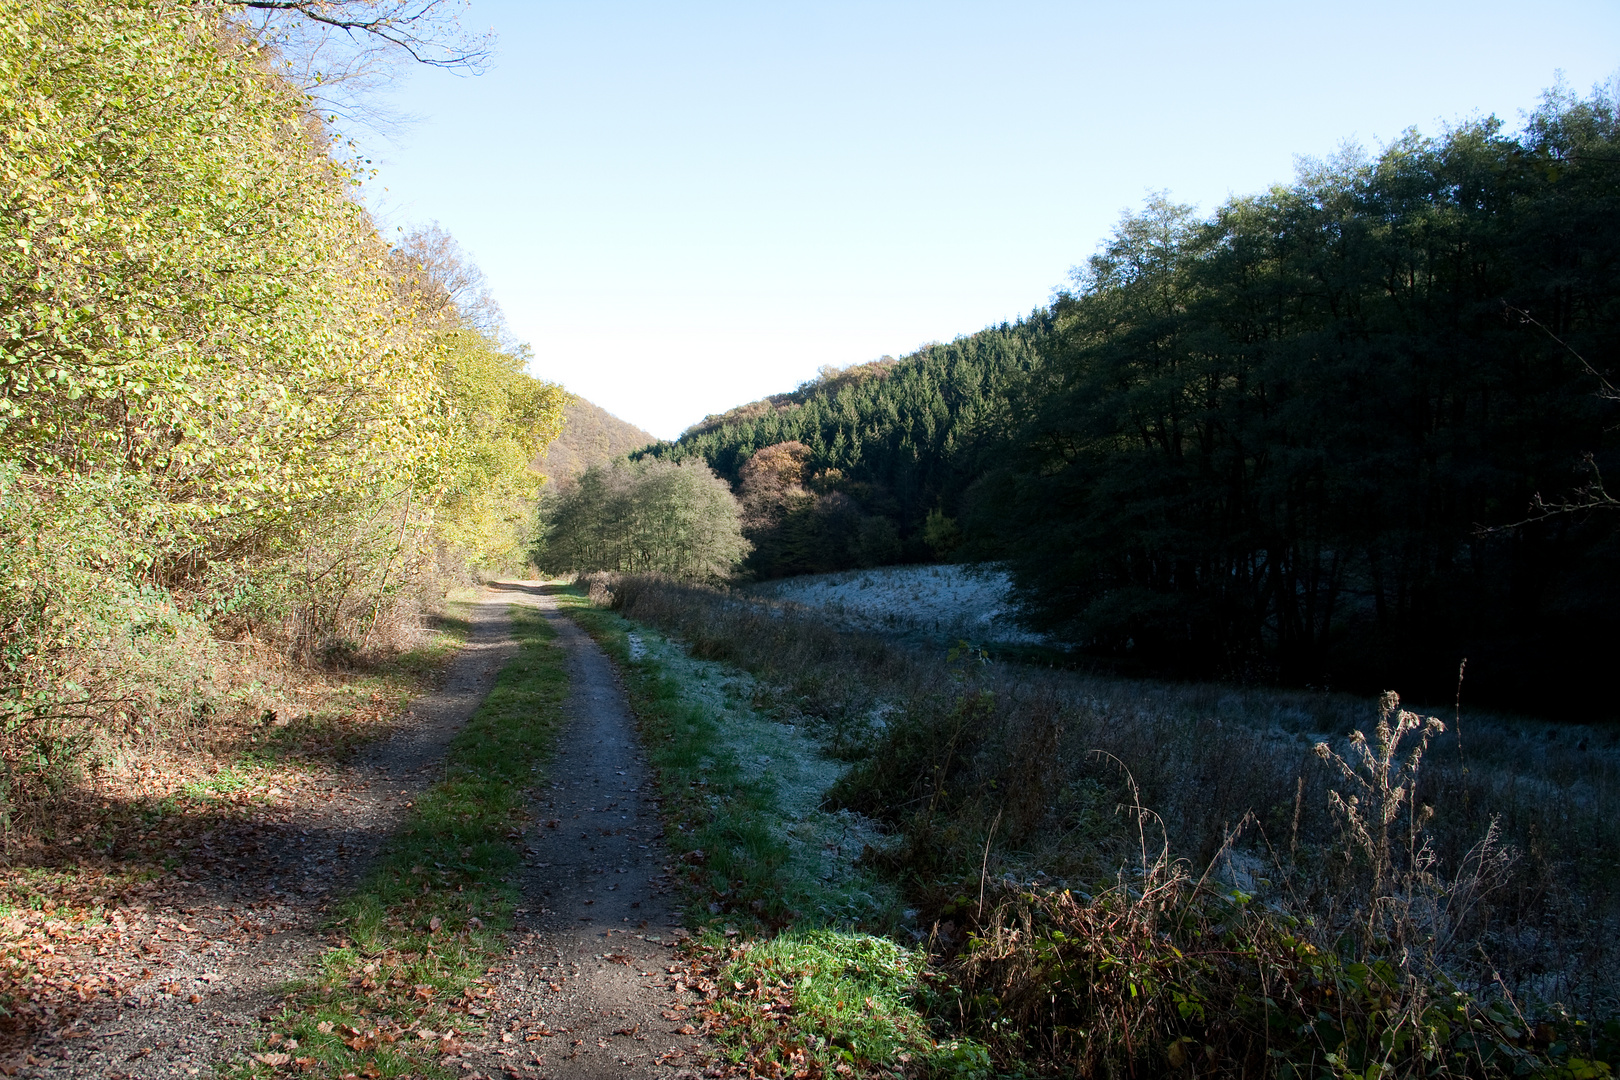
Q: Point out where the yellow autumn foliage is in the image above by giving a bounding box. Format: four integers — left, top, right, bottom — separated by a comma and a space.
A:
0, 0, 566, 796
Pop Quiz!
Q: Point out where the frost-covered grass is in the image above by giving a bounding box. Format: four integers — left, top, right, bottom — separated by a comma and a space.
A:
556, 587, 899, 930
630, 622, 900, 927
588, 575, 1620, 1023
575, 575, 1620, 1078
748, 563, 1047, 645
557, 584, 994, 1077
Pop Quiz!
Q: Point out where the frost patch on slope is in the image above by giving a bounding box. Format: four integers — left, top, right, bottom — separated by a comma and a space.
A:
751, 564, 1046, 645
627, 627, 897, 927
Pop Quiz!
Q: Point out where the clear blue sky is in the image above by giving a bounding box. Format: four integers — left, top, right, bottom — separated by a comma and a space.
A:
357, 1, 1620, 441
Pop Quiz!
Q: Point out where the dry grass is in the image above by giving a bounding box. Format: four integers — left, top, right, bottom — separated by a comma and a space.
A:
587, 573, 1620, 1076
0, 600, 474, 1055
0, 579, 470, 849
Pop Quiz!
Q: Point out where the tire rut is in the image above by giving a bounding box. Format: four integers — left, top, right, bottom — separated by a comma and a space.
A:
458, 582, 708, 1080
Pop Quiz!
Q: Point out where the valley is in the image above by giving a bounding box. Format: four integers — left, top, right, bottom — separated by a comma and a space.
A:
1, 4, 1615, 1077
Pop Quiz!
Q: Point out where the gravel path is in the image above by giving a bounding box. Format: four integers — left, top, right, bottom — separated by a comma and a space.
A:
11, 592, 521, 1078
457, 582, 707, 1080
9, 583, 714, 1080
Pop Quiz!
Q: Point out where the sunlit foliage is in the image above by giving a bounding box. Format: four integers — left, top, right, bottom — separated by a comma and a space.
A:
0, 0, 563, 802
536, 458, 749, 580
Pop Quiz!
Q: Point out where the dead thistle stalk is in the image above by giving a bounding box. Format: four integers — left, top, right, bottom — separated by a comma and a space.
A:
977, 808, 1003, 923
1315, 691, 1444, 947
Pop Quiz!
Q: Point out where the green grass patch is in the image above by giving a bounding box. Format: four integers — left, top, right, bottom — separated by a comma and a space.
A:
179, 764, 256, 801
710, 929, 990, 1078
227, 604, 567, 1079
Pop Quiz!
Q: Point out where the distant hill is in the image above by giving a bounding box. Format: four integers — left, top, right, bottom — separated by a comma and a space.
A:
637, 313, 1052, 575
535, 397, 656, 482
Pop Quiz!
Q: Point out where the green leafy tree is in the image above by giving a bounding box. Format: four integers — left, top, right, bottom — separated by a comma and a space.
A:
0, 0, 565, 795
536, 458, 749, 580
978, 90, 1620, 710
0, 0, 442, 554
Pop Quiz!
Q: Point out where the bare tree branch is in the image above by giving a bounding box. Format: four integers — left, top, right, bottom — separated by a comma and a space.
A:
390, 222, 517, 349
224, 0, 494, 135
1482, 304, 1618, 530
229, 0, 493, 71
1505, 303, 1619, 401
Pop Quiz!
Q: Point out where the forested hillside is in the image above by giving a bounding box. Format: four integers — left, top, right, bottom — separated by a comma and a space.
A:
533, 397, 657, 480
639, 316, 1049, 576
0, 0, 565, 807
651, 90, 1619, 713
975, 90, 1620, 712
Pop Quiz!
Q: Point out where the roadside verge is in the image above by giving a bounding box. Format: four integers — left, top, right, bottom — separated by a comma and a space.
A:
231, 604, 568, 1079
552, 586, 989, 1080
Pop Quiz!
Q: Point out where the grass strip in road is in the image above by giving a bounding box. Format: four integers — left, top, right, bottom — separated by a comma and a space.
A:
228, 604, 567, 1079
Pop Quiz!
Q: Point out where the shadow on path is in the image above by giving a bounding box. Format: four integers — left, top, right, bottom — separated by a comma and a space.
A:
13, 593, 521, 1079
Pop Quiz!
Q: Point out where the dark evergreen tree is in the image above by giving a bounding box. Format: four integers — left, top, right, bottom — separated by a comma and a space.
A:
638, 314, 1051, 576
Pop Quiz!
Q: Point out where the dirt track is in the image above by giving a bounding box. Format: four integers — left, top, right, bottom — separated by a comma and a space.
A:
459, 582, 705, 1079
12, 584, 708, 1080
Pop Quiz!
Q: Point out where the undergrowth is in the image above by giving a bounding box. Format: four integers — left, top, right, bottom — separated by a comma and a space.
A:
572, 573, 1619, 1079
229, 604, 567, 1079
